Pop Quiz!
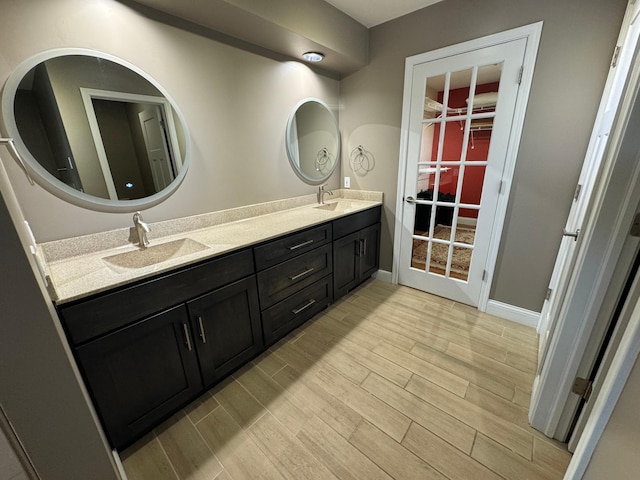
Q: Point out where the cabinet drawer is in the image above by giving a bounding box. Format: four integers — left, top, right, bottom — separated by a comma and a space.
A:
333, 206, 381, 239
60, 249, 255, 346
256, 243, 332, 309
254, 223, 331, 271
262, 275, 332, 346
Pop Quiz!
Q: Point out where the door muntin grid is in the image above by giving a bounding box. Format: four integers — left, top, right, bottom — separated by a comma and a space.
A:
411, 64, 501, 282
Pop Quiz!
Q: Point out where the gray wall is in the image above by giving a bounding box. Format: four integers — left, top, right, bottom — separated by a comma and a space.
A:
339, 0, 627, 311
0, 0, 340, 241
583, 353, 640, 479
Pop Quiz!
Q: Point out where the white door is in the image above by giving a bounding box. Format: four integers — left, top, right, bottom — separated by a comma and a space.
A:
529, 0, 640, 439
139, 106, 175, 192
397, 39, 527, 306
536, 3, 640, 372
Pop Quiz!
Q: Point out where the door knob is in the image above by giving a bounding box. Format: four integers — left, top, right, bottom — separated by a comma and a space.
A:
405, 196, 416, 204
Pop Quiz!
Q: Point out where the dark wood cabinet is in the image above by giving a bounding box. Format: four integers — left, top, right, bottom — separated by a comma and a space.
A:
333, 208, 381, 299
187, 276, 262, 387
75, 305, 202, 449
58, 205, 381, 450
255, 225, 334, 347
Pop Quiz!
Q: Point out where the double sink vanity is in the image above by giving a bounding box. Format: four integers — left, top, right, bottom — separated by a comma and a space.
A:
0, 47, 380, 451
40, 192, 382, 449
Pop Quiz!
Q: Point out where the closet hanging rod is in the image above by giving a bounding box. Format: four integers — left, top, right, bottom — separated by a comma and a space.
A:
0, 137, 34, 185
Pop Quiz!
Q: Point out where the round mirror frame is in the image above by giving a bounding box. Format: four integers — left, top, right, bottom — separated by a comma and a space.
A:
0, 48, 191, 213
285, 98, 340, 185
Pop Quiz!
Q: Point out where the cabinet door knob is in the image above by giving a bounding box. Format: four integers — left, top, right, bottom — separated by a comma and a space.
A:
182, 323, 193, 352
197, 316, 207, 344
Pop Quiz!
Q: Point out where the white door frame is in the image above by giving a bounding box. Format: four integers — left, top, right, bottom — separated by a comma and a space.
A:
536, 0, 640, 371
564, 272, 640, 478
529, 31, 640, 440
392, 22, 543, 311
80, 88, 182, 200
529, 0, 640, 439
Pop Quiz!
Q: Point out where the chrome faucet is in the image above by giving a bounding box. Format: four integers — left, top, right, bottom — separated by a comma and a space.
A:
130, 211, 150, 248
317, 184, 334, 205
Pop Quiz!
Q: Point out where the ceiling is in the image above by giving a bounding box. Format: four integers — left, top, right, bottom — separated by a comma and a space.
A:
126, 0, 446, 75
325, 0, 444, 28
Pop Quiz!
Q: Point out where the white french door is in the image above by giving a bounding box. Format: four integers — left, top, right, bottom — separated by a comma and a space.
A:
397, 38, 527, 306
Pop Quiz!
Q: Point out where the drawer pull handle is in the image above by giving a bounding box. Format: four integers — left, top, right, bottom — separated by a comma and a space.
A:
182, 323, 193, 352
288, 239, 314, 251
292, 299, 316, 315
197, 316, 207, 344
289, 267, 315, 281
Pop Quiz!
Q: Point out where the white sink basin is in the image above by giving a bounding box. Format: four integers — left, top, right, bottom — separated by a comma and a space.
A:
314, 200, 366, 212
103, 238, 208, 273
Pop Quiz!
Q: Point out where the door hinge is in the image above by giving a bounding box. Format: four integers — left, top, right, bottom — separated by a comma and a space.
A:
546, 288, 552, 300
612, 45, 621, 68
630, 212, 640, 237
482, 270, 488, 281
574, 183, 582, 201
517, 66, 523, 85
572, 377, 593, 401
499, 180, 506, 194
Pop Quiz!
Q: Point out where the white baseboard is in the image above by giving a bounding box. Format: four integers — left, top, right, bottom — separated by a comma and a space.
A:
485, 300, 540, 328
372, 269, 393, 283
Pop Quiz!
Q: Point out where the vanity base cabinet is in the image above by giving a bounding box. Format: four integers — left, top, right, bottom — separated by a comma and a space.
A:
333, 209, 381, 300
75, 305, 202, 450
187, 276, 262, 387
58, 207, 381, 451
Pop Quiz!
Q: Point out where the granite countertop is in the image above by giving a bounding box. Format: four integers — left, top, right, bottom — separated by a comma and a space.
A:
40, 190, 383, 304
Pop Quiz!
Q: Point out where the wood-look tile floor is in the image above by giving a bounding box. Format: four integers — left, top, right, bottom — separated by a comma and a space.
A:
120, 279, 572, 480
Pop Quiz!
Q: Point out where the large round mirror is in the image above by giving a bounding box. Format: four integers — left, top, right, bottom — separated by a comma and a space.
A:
1, 49, 190, 212
285, 98, 340, 185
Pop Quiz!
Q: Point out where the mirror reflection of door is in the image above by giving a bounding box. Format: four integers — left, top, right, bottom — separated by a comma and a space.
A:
14, 63, 84, 191
89, 95, 179, 200
138, 105, 175, 193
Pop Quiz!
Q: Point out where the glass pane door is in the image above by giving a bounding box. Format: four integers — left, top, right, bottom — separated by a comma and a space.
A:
410, 64, 500, 283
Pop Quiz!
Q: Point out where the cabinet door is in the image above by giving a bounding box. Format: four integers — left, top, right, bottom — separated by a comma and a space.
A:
187, 276, 263, 387
333, 231, 360, 299
359, 223, 380, 280
75, 305, 202, 449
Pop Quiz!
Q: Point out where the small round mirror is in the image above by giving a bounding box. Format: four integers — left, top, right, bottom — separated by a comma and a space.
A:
1, 49, 191, 212
285, 98, 340, 185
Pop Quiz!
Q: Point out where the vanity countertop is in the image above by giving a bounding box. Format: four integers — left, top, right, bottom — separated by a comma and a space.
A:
41, 191, 383, 304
